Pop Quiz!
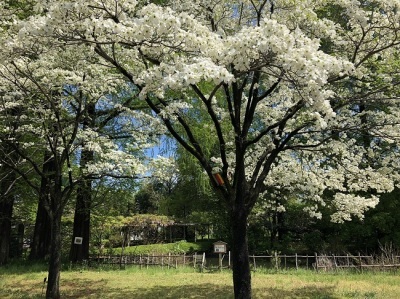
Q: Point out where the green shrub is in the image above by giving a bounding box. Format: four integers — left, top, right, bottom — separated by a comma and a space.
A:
107, 240, 213, 255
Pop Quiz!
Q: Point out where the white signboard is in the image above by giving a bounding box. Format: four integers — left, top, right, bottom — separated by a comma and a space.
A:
214, 243, 227, 253
74, 237, 83, 245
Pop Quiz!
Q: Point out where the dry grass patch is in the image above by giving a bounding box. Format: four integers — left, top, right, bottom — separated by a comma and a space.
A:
0, 272, 47, 299
60, 270, 233, 299
251, 271, 400, 298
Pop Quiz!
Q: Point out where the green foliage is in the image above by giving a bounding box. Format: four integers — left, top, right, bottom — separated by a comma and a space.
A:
90, 214, 176, 253
245, 185, 400, 255
3, 0, 36, 20
92, 178, 139, 217
134, 183, 165, 214
105, 240, 213, 255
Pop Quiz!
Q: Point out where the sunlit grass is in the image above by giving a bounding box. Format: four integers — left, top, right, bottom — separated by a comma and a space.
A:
1, 265, 400, 298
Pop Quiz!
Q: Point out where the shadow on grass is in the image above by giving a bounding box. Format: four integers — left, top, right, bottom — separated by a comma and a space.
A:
60, 280, 339, 299
253, 285, 339, 299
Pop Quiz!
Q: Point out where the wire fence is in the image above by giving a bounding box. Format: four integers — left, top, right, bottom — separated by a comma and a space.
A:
249, 253, 400, 271
88, 252, 400, 272
88, 252, 206, 269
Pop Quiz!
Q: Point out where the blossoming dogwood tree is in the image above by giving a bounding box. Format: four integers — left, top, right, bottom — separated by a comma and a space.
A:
11, 0, 400, 298
0, 6, 163, 297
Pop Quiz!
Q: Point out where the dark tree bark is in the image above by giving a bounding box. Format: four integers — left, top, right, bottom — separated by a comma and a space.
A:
45, 157, 72, 298
277, 212, 285, 243
11, 223, 25, 258
0, 178, 15, 265
69, 175, 92, 262
231, 205, 251, 299
29, 198, 52, 260
229, 148, 253, 299
46, 208, 62, 299
29, 152, 53, 260
0, 107, 20, 264
270, 209, 285, 249
70, 102, 95, 263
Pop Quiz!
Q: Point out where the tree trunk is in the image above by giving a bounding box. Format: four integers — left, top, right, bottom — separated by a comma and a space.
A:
69, 179, 91, 262
46, 210, 62, 299
231, 206, 252, 299
0, 194, 14, 265
69, 138, 93, 262
29, 198, 52, 260
277, 211, 285, 244
46, 165, 65, 299
70, 102, 95, 262
0, 166, 16, 265
30, 152, 54, 260
0, 106, 19, 264
10, 223, 25, 258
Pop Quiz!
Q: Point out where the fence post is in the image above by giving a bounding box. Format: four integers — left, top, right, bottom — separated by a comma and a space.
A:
275, 251, 278, 270
295, 253, 298, 270
168, 253, 171, 269
332, 254, 337, 271
284, 255, 287, 270
253, 255, 256, 271
306, 254, 309, 270
358, 253, 362, 273
315, 253, 318, 272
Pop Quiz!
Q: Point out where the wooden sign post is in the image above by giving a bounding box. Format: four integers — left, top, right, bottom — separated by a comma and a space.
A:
213, 241, 227, 271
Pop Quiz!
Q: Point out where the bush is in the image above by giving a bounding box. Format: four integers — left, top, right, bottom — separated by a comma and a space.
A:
108, 240, 213, 255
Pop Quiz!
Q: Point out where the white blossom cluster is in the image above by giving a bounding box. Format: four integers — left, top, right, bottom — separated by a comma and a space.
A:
147, 156, 179, 191
0, 10, 162, 185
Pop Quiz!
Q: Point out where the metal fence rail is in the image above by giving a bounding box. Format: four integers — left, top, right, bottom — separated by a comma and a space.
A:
88, 252, 400, 272
249, 253, 400, 271
89, 253, 204, 269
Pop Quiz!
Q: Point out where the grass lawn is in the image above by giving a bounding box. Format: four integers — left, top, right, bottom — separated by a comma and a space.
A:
0, 264, 399, 298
